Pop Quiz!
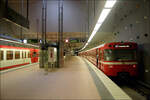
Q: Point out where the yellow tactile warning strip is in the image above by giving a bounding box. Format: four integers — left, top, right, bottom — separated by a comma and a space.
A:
83, 57, 132, 100
0, 56, 101, 100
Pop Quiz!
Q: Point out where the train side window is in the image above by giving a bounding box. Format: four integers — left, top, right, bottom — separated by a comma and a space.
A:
0, 50, 4, 61
15, 51, 20, 59
7, 51, 13, 60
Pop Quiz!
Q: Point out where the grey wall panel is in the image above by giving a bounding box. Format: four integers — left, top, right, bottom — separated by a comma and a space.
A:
63, 0, 87, 32
112, 0, 150, 84
8, 0, 27, 18
87, 0, 150, 84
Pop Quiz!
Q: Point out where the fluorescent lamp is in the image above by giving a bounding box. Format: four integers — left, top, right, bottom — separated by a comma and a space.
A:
94, 23, 102, 31
82, 46, 85, 50
85, 43, 88, 46
105, 0, 117, 8
87, 30, 97, 43
80, 0, 117, 51
90, 31, 96, 38
97, 9, 111, 23
84, 8, 111, 48
81, 43, 88, 50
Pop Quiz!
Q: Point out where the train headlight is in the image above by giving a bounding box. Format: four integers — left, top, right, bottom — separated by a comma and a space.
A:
133, 65, 136, 68
108, 65, 113, 68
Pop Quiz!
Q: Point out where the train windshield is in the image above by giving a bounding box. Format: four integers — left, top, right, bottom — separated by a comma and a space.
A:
104, 49, 137, 61
33, 52, 37, 57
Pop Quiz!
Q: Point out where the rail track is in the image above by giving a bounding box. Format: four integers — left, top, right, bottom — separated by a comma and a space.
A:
112, 77, 150, 100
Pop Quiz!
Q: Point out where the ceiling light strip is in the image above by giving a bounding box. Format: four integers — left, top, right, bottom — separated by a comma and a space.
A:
80, 0, 117, 51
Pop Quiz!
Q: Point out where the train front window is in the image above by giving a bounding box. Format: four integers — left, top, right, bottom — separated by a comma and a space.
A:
104, 49, 137, 61
33, 52, 37, 57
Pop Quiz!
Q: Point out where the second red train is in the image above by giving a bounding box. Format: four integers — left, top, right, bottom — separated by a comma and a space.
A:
79, 42, 138, 77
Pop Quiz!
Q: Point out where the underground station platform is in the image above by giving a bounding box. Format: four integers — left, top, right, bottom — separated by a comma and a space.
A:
0, 56, 132, 100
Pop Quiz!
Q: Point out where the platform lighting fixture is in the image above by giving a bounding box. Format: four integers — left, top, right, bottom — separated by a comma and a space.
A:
40, 40, 42, 43
23, 39, 27, 43
65, 39, 69, 43
54, 48, 57, 52
94, 23, 102, 31
80, 0, 117, 51
82, 42, 88, 50
87, 30, 97, 43
97, 9, 111, 24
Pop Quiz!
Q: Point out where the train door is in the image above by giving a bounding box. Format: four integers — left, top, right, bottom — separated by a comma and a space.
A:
22, 51, 26, 64
32, 50, 38, 63
30, 49, 33, 63
25, 51, 28, 64
28, 51, 31, 63
31, 49, 37, 63
96, 49, 99, 67
34, 49, 39, 63
99, 49, 102, 69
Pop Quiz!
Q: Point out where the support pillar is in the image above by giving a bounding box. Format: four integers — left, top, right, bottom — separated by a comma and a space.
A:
58, 0, 64, 67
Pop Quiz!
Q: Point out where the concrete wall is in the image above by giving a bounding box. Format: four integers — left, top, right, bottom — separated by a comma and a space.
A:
8, 0, 27, 18
112, 0, 150, 84
87, 0, 150, 84
28, 0, 88, 33
0, 0, 90, 41
0, 0, 29, 38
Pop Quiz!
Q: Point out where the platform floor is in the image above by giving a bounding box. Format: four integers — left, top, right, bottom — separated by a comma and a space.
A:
1, 56, 101, 99
0, 56, 131, 100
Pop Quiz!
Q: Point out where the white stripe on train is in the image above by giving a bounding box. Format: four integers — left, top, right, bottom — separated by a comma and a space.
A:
100, 61, 137, 65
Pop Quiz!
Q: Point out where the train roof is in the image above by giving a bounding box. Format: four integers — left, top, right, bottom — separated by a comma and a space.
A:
80, 42, 137, 53
105, 42, 137, 45
0, 38, 39, 48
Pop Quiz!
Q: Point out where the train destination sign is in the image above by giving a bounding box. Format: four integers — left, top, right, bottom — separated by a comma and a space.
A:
115, 45, 130, 48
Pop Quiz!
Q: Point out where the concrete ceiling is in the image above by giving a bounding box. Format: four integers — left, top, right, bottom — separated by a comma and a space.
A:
2, 0, 90, 50
2, 0, 142, 51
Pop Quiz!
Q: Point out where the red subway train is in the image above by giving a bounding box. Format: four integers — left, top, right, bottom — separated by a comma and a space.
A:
79, 42, 138, 77
0, 38, 39, 71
